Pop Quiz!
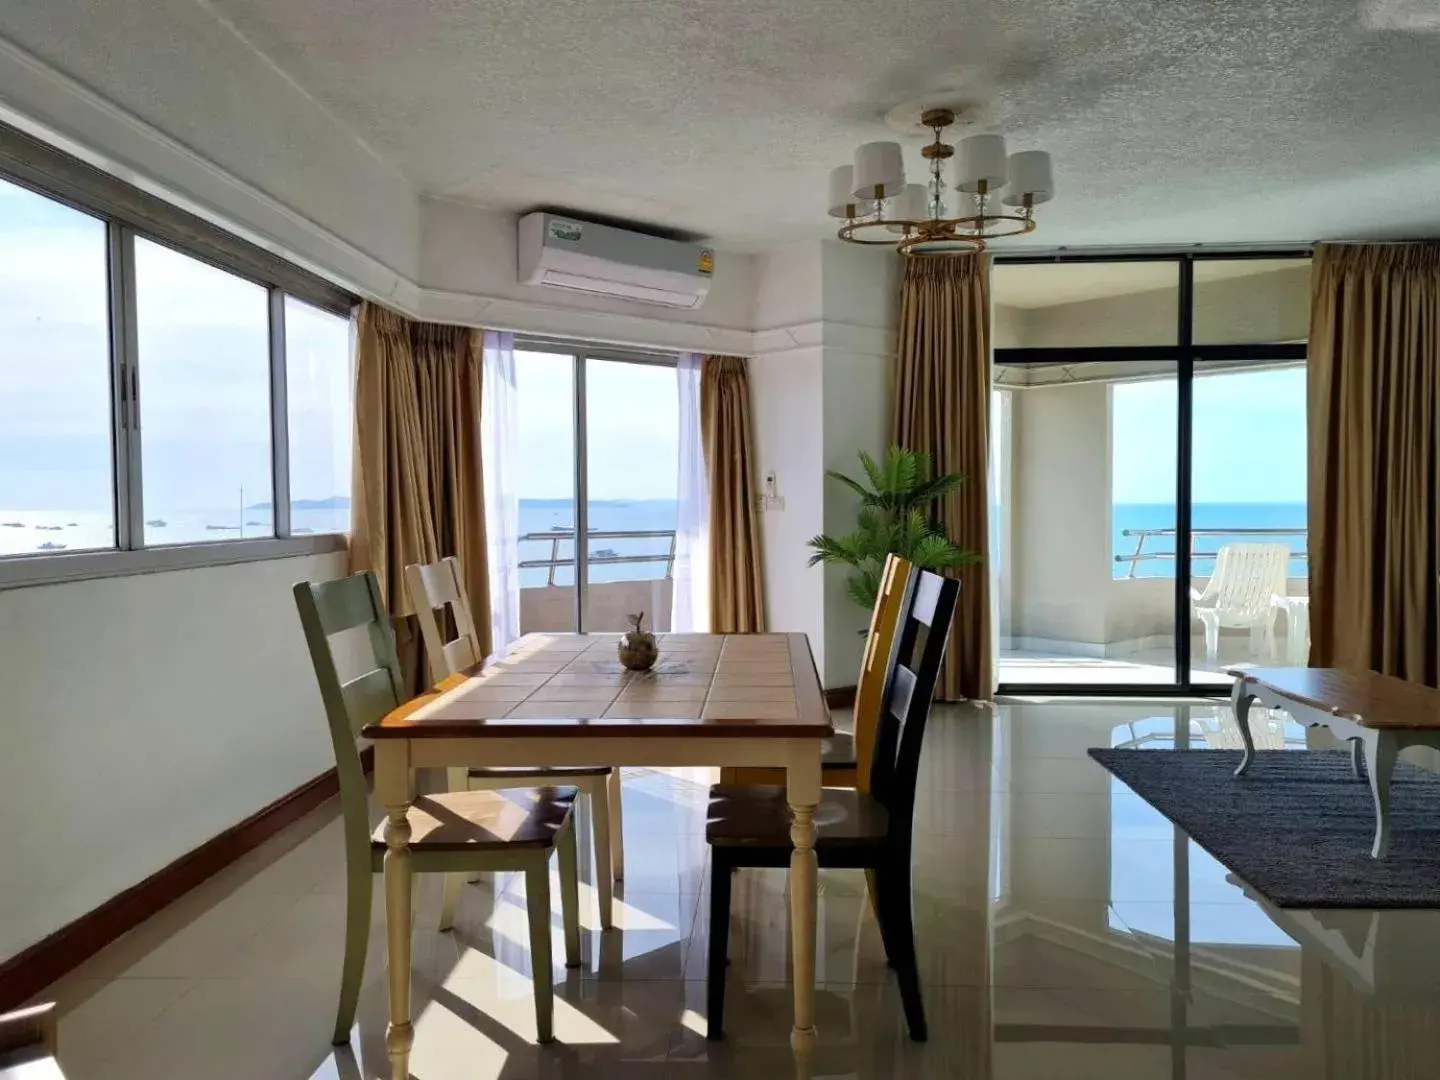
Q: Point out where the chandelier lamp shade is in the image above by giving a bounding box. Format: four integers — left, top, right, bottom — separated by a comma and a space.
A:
831, 108, 1055, 256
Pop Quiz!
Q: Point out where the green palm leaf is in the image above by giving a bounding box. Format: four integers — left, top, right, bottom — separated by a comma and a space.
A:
806, 445, 982, 611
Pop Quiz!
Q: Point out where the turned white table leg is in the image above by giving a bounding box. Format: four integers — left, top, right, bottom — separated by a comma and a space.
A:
787, 740, 823, 1077
375, 742, 415, 1080
1363, 734, 1398, 859
1232, 679, 1257, 777
1351, 737, 1364, 779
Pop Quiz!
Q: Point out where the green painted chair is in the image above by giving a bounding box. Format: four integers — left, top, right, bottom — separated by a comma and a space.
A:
293, 571, 581, 1046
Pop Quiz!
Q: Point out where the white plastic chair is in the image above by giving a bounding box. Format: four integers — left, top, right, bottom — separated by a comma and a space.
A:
1191, 543, 1289, 664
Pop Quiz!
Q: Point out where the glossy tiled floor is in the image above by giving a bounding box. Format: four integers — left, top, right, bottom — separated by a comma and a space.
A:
36, 701, 1440, 1078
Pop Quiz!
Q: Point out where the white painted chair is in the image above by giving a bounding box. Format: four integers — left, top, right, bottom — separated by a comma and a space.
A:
294, 572, 580, 1045
405, 556, 622, 930
1191, 542, 1290, 664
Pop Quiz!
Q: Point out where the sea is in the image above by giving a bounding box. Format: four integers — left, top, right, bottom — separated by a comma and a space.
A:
0, 504, 350, 556
1113, 502, 1308, 579
518, 498, 678, 588
0, 497, 680, 586
0, 497, 1305, 584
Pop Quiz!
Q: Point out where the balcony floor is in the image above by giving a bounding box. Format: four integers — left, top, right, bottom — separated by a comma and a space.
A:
999, 637, 1293, 688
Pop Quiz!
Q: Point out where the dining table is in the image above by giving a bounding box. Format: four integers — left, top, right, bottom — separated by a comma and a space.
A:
360, 630, 834, 1079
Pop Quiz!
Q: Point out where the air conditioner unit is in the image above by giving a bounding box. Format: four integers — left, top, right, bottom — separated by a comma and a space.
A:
517, 212, 713, 309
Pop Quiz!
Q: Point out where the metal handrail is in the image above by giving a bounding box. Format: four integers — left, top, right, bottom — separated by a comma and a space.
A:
520, 528, 678, 586
1114, 527, 1307, 579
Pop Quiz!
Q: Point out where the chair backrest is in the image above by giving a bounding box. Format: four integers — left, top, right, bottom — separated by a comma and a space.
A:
1208, 543, 1290, 618
405, 556, 482, 685
293, 572, 406, 853
867, 568, 961, 846
852, 554, 915, 793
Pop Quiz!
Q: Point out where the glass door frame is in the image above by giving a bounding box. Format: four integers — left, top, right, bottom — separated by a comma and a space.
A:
514, 336, 678, 633
992, 251, 1309, 697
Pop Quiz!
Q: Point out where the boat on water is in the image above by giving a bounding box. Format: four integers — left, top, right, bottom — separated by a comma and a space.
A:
146, 518, 167, 527
205, 524, 241, 531
35, 525, 63, 531
37, 541, 66, 551
593, 548, 619, 558
1, 522, 22, 528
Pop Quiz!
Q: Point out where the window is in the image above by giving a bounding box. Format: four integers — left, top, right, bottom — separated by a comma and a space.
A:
0, 178, 113, 556
136, 238, 273, 545
285, 298, 353, 534
511, 347, 680, 634
0, 133, 356, 584
991, 254, 1309, 693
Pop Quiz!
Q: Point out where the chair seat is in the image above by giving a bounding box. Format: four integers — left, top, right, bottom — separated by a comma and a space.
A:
821, 731, 856, 768
467, 765, 611, 779
371, 787, 578, 852
705, 785, 888, 849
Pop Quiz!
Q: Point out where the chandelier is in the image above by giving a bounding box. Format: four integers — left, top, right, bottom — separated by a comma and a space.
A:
828, 108, 1054, 257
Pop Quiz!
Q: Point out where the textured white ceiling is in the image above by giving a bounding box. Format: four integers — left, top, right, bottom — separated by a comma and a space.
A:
206, 0, 1440, 252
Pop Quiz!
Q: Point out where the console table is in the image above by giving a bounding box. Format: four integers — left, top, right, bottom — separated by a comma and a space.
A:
1230, 668, 1440, 859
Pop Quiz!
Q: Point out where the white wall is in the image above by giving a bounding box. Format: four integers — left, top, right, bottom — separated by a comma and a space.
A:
748, 241, 899, 687
749, 344, 826, 674
819, 243, 899, 686
0, 552, 346, 964
1011, 382, 1112, 649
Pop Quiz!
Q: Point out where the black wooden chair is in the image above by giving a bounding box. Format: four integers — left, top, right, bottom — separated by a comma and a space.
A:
703, 568, 960, 1042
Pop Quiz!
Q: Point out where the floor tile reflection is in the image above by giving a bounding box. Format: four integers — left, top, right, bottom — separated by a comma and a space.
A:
29, 699, 1440, 1078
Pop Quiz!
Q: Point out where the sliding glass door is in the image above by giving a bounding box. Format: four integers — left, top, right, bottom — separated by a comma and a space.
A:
991, 254, 1310, 695
583, 356, 680, 632
512, 344, 679, 635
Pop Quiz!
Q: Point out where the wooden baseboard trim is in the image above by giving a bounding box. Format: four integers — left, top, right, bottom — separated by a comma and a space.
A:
0, 747, 371, 1012
826, 686, 857, 709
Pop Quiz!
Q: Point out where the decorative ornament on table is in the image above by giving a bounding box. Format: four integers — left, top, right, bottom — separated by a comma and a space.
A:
618, 611, 659, 671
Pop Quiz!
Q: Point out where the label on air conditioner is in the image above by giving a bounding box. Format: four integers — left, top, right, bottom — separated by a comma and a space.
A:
549, 219, 583, 242
698, 248, 714, 275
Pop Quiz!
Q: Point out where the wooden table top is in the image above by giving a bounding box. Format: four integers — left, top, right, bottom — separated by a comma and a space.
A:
362, 632, 834, 740
1230, 667, 1440, 730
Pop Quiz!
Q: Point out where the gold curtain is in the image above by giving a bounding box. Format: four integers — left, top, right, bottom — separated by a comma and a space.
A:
350, 302, 492, 691
1308, 243, 1440, 684
892, 255, 992, 700
701, 355, 766, 632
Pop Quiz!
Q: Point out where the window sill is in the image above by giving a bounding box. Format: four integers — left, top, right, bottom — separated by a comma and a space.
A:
0, 534, 349, 591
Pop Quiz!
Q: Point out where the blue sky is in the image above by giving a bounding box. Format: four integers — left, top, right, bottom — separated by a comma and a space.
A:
516, 350, 679, 501
1112, 366, 1307, 504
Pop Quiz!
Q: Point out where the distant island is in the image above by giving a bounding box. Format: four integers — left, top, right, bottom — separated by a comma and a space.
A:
248, 496, 351, 510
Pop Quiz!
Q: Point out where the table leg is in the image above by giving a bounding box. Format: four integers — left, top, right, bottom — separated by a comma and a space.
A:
1231, 679, 1257, 777
375, 742, 415, 1080
1351, 737, 1364, 779
787, 741, 822, 1078
1363, 734, 1397, 859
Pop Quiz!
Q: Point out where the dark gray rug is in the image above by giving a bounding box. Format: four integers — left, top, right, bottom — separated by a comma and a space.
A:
1088, 748, 1440, 909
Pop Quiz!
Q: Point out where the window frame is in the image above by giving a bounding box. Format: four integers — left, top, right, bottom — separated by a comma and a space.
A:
0, 122, 356, 591
512, 337, 680, 632
990, 249, 1312, 697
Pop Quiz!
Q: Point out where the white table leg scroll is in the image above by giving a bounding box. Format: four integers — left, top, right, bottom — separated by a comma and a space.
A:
787, 739, 823, 1079
375, 741, 415, 1080
1231, 677, 1257, 777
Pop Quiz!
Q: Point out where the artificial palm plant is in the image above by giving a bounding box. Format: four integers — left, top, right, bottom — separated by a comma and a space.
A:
807, 446, 979, 611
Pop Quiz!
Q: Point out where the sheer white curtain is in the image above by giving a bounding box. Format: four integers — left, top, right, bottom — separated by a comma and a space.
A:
482, 331, 521, 651
671, 352, 710, 632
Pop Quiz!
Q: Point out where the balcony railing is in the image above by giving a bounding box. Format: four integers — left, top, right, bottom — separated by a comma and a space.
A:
1115, 527, 1307, 579
520, 529, 677, 587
